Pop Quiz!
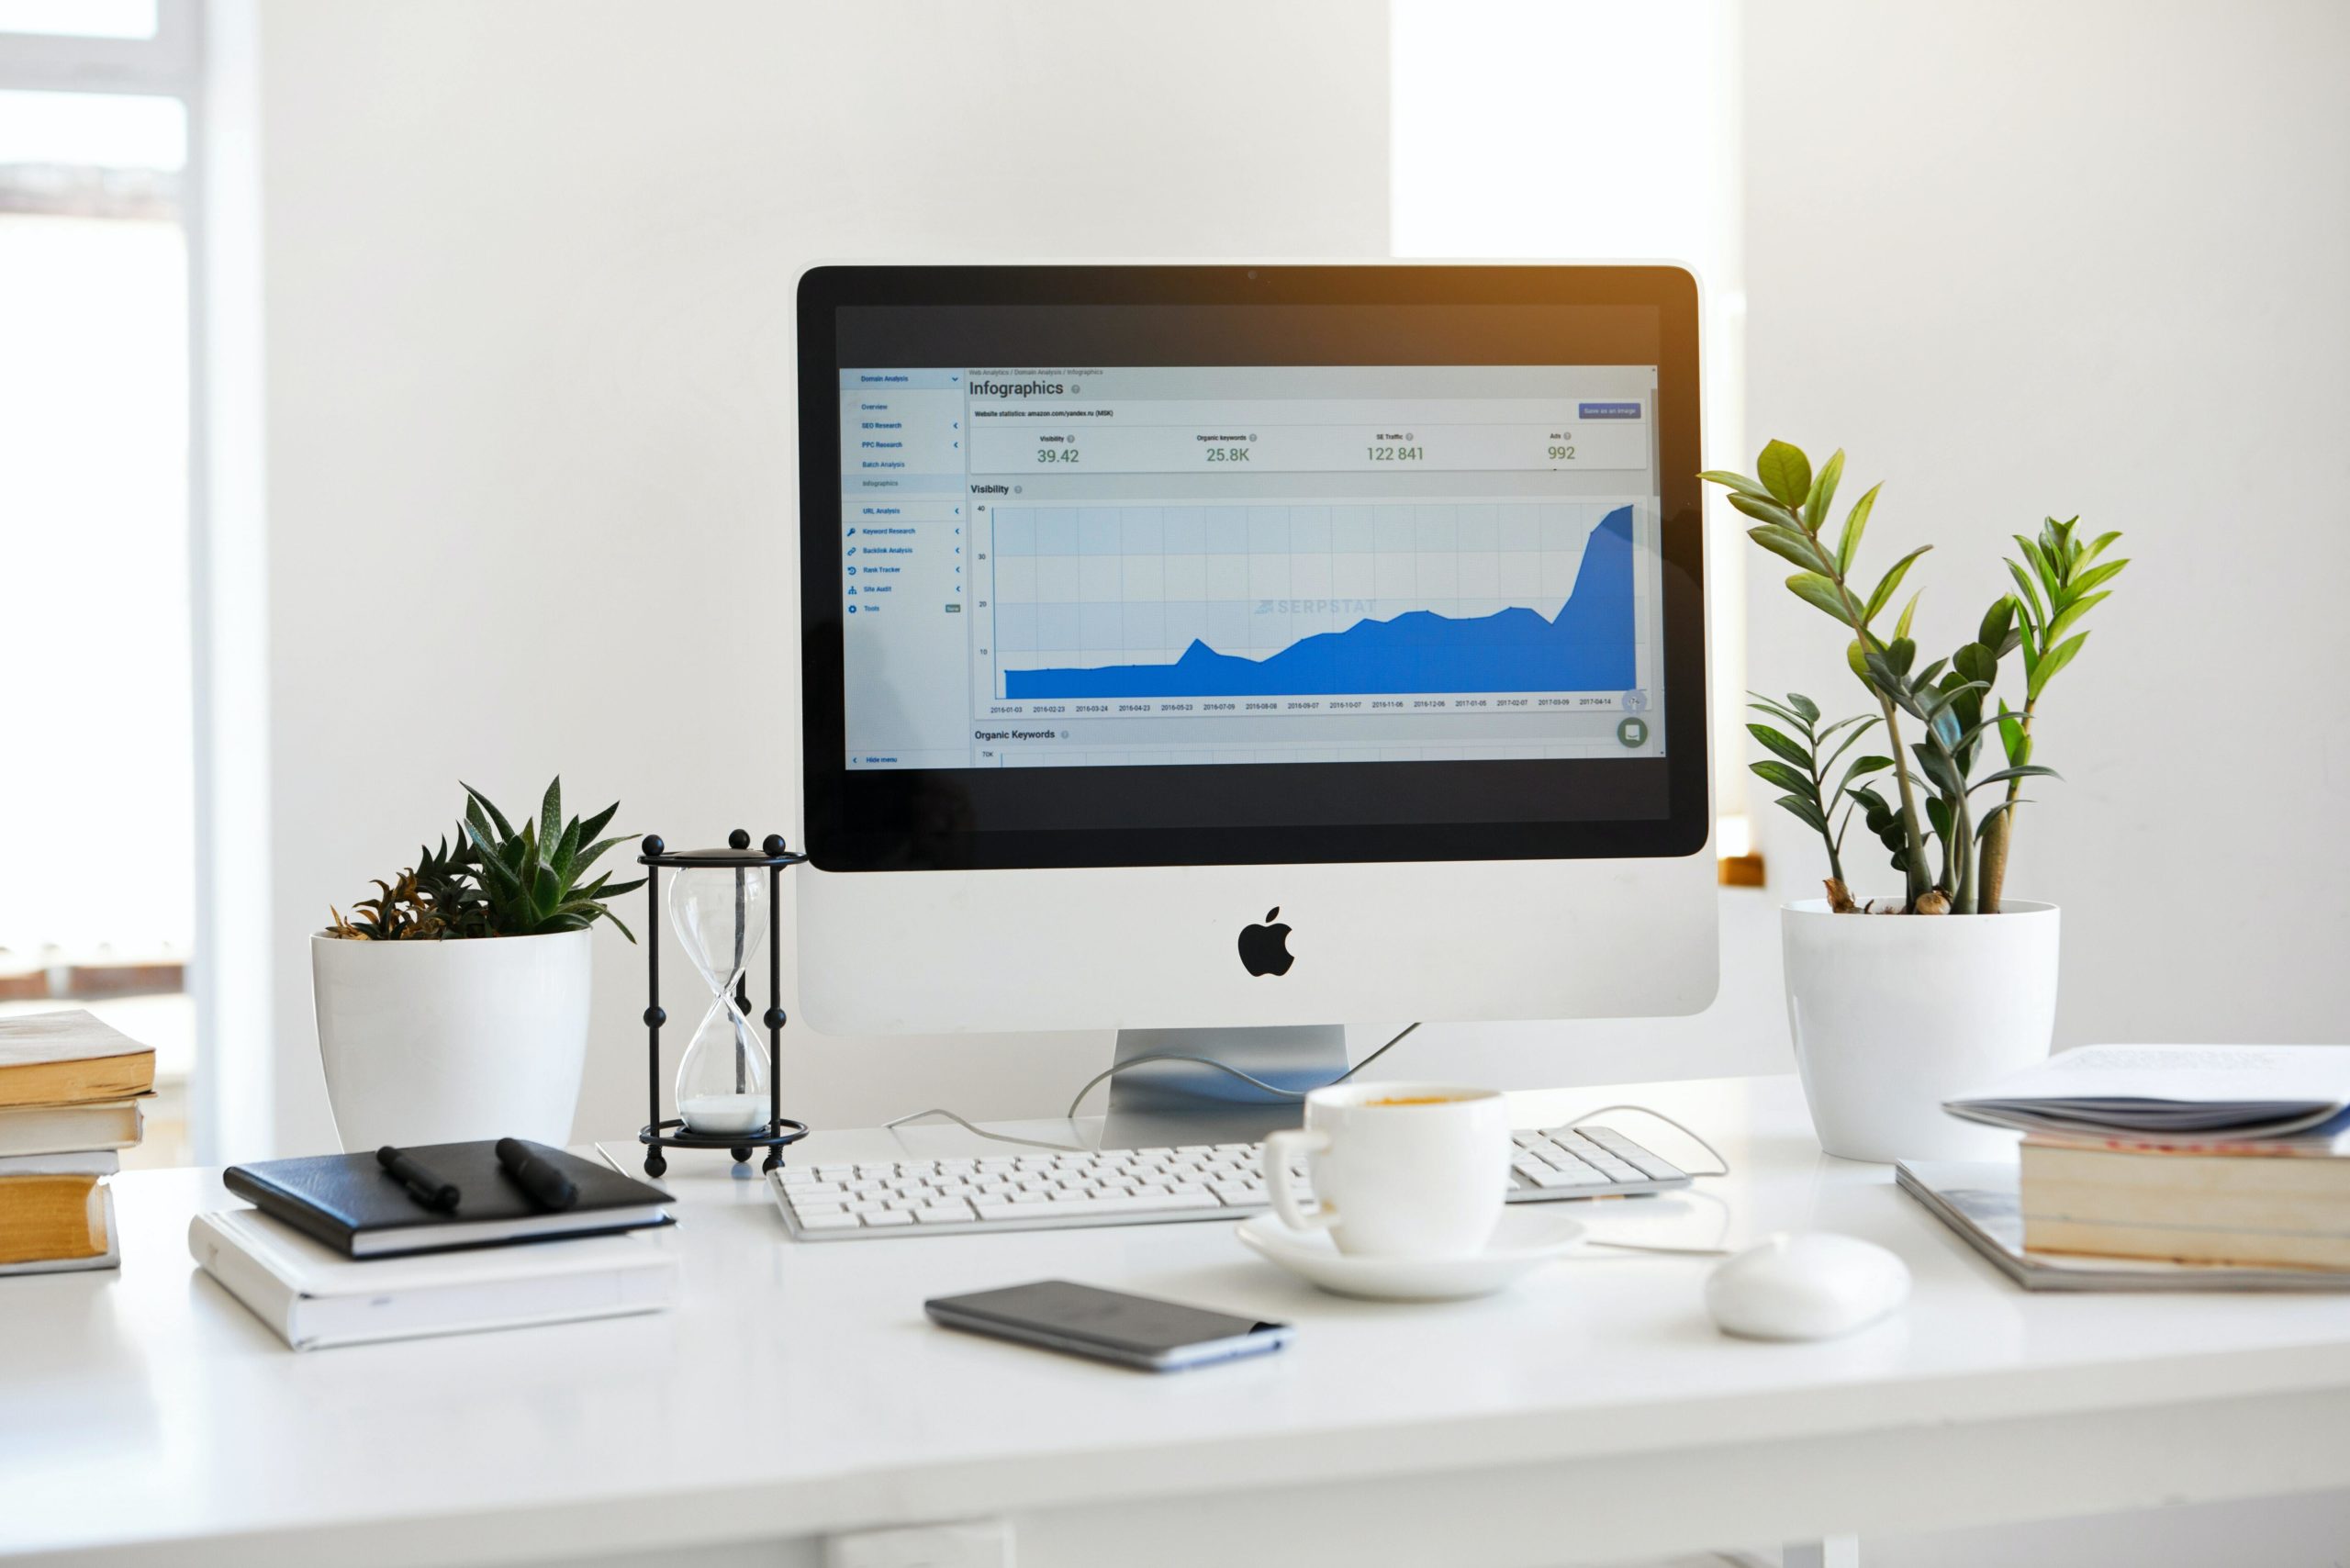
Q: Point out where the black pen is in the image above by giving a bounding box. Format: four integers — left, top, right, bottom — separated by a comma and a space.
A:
496, 1137, 578, 1212
376, 1145, 461, 1213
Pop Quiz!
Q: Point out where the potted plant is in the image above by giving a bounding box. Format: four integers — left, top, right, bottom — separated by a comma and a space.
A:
312, 778, 643, 1151
1703, 443, 2126, 1161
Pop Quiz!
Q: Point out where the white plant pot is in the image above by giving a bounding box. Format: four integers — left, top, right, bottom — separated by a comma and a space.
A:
312, 929, 592, 1152
1781, 899, 2059, 1163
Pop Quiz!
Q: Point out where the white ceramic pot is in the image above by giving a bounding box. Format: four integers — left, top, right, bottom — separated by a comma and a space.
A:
1781, 899, 2059, 1163
312, 929, 592, 1152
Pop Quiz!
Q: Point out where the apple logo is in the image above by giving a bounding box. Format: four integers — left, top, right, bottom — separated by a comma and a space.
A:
1237, 907, 1294, 977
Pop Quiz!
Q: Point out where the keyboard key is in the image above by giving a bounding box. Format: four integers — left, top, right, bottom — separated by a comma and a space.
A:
916, 1203, 974, 1225
862, 1209, 914, 1227
798, 1212, 861, 1231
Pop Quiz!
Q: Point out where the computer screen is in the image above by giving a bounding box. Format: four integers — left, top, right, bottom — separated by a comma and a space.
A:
838, 363, 1665, 772
798, 270, 1707, 872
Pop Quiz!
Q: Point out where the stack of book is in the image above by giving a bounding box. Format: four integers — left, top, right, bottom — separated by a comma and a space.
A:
0, 1011, 153, 1278
194, 1140, 679, 1350
1941, 1044, 2350, 1276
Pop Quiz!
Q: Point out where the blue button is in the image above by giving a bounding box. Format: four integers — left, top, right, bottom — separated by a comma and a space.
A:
1578, 401, 1641, 420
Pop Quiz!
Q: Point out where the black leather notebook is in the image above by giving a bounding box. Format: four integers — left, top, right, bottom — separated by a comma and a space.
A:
224, 1141, 672, 1259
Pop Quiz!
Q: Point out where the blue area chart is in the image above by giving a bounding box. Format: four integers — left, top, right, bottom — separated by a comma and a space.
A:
1004, 505, 1637, 700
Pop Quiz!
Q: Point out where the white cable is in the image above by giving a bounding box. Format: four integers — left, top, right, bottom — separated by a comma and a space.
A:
1563, 1103, 1731, 1178
1061, 1021, 1423, 1122
880, 1107, 1086, 1153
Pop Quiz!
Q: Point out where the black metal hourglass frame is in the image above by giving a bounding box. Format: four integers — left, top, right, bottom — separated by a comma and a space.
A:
636, 830, 810, 1177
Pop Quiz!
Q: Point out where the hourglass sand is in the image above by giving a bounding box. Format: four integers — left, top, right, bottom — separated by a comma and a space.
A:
671, 860, 771, 1137
635, 832, 808, 1176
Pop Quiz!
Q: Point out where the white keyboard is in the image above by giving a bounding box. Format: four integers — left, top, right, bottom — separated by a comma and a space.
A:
770, 1124, 1690, 1241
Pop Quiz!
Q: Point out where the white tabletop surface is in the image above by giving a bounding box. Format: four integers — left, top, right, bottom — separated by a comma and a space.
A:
6, 1075, 2350, 1568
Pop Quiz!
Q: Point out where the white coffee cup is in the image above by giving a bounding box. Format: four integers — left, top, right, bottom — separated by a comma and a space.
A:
1261, 1081, 1512, 1259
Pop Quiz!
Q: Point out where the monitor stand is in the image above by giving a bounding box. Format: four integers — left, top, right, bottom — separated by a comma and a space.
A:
1099, 1025, 1348, 1149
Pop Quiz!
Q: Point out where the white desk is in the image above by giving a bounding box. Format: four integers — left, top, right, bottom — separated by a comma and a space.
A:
6, 1075, 2348, 1568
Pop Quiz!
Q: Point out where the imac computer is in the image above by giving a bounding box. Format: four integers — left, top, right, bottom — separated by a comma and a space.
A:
796, 265, 1716, 1147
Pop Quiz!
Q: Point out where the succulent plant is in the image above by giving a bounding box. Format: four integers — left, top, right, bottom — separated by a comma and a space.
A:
326, 781, 642, 941
459, 778, 644, 940
327, 838, 489, 940
1745, 692, 1888, 913
1704, 442, 2122, 914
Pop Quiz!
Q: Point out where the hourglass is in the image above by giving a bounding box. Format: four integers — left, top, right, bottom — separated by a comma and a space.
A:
635, 831, 809, 1177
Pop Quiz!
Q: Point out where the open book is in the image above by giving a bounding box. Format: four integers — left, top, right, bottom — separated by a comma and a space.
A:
1944, 1045, 2350, 1142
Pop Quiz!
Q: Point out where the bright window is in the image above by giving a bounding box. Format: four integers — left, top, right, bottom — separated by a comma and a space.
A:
0, 13, 198, 1163
1390, 0, 1749, 846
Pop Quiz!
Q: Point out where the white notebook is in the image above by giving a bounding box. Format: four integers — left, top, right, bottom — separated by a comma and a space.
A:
190, 1207, 679, 1350
1946, 1045, 2350, 1140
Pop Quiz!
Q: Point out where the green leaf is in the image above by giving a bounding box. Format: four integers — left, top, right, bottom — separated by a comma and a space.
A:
538, 778, 563, 857
1846, 637, 1872, 683
1748, 523, 1833, 572
574, 835, 627, 875
1698, 469, 1774, 500
1969, 764, 2061, 791
1803, 448, 1844, 532
1975, 799, 2032, 832
601, 876, 647, 899
1926, 794, 1953, 839
1786, 572, 1850, 622
1893, 589, 1921, 644
2004, 558, 2048, 630
1747, 722, 1813, 769
531, 863, 561, 918
1917, 745, 1967, 801
1751, 758, 1819, 802
552, 817, 581, 878
1774, 793, 1830, 834
576, 801, 619, 846
2042, 588, 2110, 647
2028, 631, 2087, 699
1863, 546, 1931, 624
1977, 596, 2015, 653
1757, 440, 1813, 510
1728, 490, 1807, 532
2017, 534, 2059, 599
1862, 652, 1912, 711
1834, 481, 1880, 577
1786, 692, 1820, 725
2065, 557, 2130, 600
2079, 530, 2122, 565
1953, 641, 1998, 689
462, 783, 515, 841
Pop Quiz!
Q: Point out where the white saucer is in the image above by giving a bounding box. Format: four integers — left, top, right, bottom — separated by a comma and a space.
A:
1236, 1209, 1584, 1302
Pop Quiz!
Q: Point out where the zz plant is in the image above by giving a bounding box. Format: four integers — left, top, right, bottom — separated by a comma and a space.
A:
329, 778, 644, 941
1705, 443, 2124, 914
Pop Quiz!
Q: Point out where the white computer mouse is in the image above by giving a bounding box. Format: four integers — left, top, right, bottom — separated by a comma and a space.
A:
1705, 1231, 1911, 1341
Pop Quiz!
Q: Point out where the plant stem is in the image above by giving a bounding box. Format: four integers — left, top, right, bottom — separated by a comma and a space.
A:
1817, 566, 1932, 910
1975, 693, 2039, 913
1952, 786, 1977, 913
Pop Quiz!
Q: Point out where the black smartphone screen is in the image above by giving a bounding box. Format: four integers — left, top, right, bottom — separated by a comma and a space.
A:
925, 1280, 1289, 1369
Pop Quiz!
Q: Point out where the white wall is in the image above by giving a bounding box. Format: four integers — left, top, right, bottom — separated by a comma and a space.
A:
246, 0, 1392, 1157
1741, 0, 2350, 1045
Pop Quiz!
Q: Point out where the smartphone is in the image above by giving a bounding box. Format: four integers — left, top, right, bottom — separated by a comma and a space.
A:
924, 1280, 1294, 1372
